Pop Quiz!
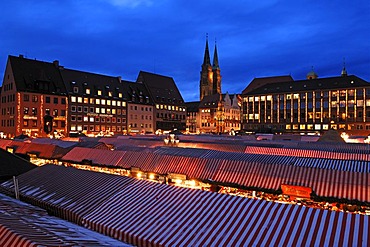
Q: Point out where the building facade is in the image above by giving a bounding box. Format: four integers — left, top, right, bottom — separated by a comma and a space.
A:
0, 55, 184, 138
242, 71, 370, 135
136, 71, 186, 132
185, 101, 200, 133
0, 55, 68, 138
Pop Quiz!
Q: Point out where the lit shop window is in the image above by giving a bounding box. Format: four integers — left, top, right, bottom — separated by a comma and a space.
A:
71, 96, 76, 103
86, 88, 90, 94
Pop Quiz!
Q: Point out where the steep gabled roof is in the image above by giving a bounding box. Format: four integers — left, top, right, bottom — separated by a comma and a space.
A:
8, 55, 67, 94
120, 80, 153, 105
60, 68, 125, 99
136, 71, 185, 106
199, 93, 221, 108
185, 101, 200, 112
242, 75, 293, 94
244, 75, 370, 95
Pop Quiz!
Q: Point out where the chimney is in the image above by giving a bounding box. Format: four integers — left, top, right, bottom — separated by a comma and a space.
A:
117, 76, 122, 83
19, 54, 24, 58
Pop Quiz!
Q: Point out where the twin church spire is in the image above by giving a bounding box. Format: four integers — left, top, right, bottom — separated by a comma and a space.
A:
200, 34, 222, 101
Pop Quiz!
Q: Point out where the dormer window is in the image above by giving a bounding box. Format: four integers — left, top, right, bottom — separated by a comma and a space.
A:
97, 90, 102, 96
86, 88, 90, 94
118, 93, 123, 98
108, 91, 113, 97
73, 86, 79, 93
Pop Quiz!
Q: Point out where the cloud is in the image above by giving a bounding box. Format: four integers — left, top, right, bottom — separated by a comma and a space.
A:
105, 0, 153, 8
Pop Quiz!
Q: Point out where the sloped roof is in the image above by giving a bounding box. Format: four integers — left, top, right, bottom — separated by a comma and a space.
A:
120, 80, 153, 105
242, 75, 293, 94
60, 68, 125, 99
185, 101, 200, 112
199, 93, 221, 108
317, 129, 345, 143
245, 75, 370, 95
8, 55, 67, 94
136, 71, 185, 106
0, 148, 36, 182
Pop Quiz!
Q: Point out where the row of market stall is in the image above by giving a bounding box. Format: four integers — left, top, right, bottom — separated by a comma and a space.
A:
1, 165, 369, 247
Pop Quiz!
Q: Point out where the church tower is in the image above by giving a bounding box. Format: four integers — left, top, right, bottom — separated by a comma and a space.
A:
200, 35, 222, 101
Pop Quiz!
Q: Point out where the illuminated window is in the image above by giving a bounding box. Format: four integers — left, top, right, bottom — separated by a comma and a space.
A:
84, 98, 89, 104
71, 125, 76, 131
261, 96, 266, 101
71, 96, 76, 103
248, 114, 253, 120
95, 108, 100, 113
300, 124, 306, 130
254, 114, 259, 120
96, 99, 100, 104
293, 94, 299, 99
315, 124, 321, 130
323, 124, 329, 130
101, 99, 106, 105
86, 88, 90, 94
84, 116, 88, 122
77, 97, 82, 103
357, 100, 364, 107
98, 90, 102, 96
77, 125, 82, 131
286, 94, 292, 100
248, 97, 253, 102
286, 124, 291, 130
112, 109, 116, 114
101, 108, 106, 114
122, 102, 126, 107
108, 91, 112, 97
267, 95, 272, 101
112, 100, 116, 106
118, 93, 123, 98
293, 124, 299, 130
254, 96, 259, 102
117, 101, 121, 107
89, 117, 94, 122
168, 106, 172, 110
107, 100, 111, 106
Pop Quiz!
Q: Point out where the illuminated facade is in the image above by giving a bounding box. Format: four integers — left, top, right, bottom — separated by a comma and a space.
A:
137, 71, 186, 132
0, 55, 67, 138
185, 101, 200, 133
242, 71, 370, 135
199, 93, 241, 134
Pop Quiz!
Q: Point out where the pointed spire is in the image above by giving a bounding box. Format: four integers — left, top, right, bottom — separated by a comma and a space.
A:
213, 38, 219, 69
202, 33, 211, 66
341, 57, 347, 77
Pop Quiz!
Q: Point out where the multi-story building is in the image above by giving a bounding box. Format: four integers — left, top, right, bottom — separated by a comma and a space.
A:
136, 71, 186, 132
122, 81, 154, 134
1, 55, 185, 138
0, 55, 68, 138
60, 68, 127, 136
185, 101, 200, 133
241, 69, 370, 135
199, 93, 241, 134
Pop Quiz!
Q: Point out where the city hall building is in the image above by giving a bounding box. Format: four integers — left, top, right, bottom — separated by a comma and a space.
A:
241, 69, 370, 136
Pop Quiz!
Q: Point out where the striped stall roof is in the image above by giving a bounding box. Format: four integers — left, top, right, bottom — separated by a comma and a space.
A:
0, 193, 130, 246
1, 165, 135, 224
62, 147, 126, 166
0, 139, 13, 150
153, 146, 210, 157
1, 165, 367, 247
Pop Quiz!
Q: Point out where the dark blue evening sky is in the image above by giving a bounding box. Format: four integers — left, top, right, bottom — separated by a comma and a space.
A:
1, 0, 369, 102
